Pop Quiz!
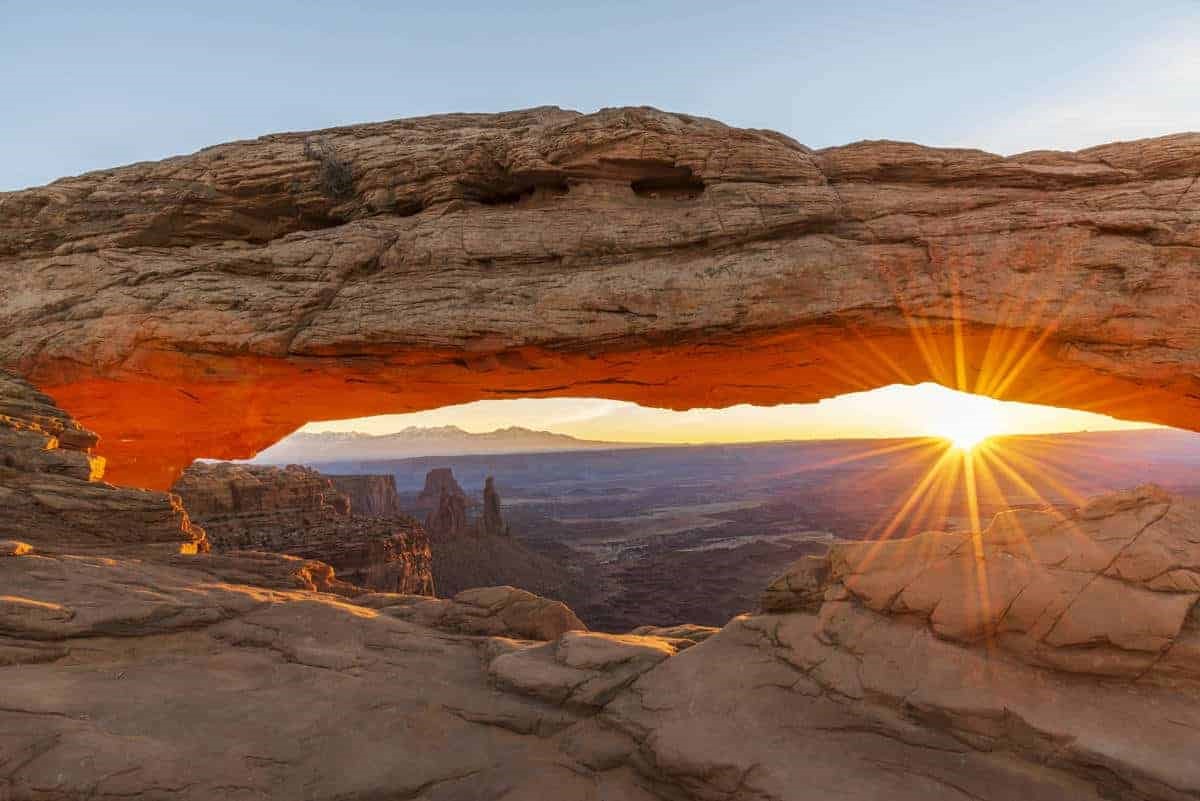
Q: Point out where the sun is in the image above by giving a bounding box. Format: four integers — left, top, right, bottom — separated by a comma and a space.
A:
941, 426, 991, 451
922, 389, 1005, 451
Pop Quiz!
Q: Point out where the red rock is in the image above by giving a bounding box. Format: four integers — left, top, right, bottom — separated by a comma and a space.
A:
0, 370, 208, 556
328, 473, 405, 516
173, 462, 434, 595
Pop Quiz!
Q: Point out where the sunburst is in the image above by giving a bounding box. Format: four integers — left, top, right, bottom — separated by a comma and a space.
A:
808, 241, 1149, 652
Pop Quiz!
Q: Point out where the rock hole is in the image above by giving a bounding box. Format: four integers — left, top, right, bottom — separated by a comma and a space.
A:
474, 174, 570, 206
631, 167, 706, 200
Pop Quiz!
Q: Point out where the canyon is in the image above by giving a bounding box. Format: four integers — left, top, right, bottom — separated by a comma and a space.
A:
4, 107, 1200, 800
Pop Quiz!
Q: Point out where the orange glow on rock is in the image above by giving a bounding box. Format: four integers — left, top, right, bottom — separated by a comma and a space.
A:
36, 319, 1189, 491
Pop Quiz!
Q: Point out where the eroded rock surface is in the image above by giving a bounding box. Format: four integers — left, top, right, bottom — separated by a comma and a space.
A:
328, 473, 405, 516
478, 475, 509, 537
2, 108, 1198, 487
173, 461, 434, 595
356, 585, 587, 642
0, 370, 207, 556
5, 375, 1200, 800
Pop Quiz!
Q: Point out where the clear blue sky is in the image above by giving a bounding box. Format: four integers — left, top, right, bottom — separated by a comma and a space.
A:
4, 1, 1199, 190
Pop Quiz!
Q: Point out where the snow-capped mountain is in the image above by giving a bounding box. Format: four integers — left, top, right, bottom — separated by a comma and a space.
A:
250, 425, 649, 464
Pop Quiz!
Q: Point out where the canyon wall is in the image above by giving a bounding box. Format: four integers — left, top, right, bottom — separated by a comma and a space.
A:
173, 462, 434, 595
328, 473, 405, 516
1, 107, 1197, 488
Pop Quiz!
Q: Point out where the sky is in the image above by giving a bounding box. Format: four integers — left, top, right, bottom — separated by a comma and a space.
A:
4, 2, 1193, 441
4, 1, 1200, 191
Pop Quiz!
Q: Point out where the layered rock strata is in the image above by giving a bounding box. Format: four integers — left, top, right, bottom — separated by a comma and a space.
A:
3, 108, 1198, 487
173, 461, 434, 595
328, 473, 405, 516
0, 370, 208, 556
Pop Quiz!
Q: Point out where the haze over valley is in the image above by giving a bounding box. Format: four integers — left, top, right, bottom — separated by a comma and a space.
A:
251, 399, 1200, 631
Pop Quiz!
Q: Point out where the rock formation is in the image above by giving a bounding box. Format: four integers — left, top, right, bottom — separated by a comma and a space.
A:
0, 370, 208, 556
2, 108, 1198, 488
328, 473, 405, 516
478, 474, 509, 536
6, 110, 1200, 799
5, 378, 1200, 799
762, 484, 1200, 683
356, 585, 587, 641
424, 483, 470, 540
416, 467, 469, 510
413, 467, 575, 602
173, 462, 434, 595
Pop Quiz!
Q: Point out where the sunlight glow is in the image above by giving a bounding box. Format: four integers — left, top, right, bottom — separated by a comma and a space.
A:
943, 429, 991, 451
299, 383, 1156, 444
925, 393, 1003, 451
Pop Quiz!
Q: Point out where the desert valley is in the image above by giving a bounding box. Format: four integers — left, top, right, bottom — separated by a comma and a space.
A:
236, 424, 1200, 631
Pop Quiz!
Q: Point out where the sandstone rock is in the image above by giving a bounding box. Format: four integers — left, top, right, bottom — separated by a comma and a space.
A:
328, 473, 405, 516
489, 631, 680, 709
760, 553, 831, 613
5, 422, 1200, 800
821, 484, 1200, 680
477, 474, 509, 537
173, 462, 434, 595
424, 482, 469, 539
416, 467, 469, 510
358, 584, 587, 641
3, 110, 1198, 487
628, 623, 720, 645
0, 371, 207, 556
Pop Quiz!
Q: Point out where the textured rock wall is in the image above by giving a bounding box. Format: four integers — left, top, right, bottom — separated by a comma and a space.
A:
328, 473, 404, 516
0, 370, 207, 555
173, 462, 434, 595
2, 107, 1197, 487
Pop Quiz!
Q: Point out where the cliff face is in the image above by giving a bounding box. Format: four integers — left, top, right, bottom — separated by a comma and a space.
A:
416, 467, 468, 509
328, 473, 404, 516
0, 370, 207, 555
2, 107, 1198, 488
173, 462, 434, 595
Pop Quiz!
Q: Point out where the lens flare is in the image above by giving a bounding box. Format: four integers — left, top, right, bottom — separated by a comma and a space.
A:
936, 425, 993, 451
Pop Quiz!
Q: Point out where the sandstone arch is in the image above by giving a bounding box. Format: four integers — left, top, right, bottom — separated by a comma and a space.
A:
1, 107, 1197, 488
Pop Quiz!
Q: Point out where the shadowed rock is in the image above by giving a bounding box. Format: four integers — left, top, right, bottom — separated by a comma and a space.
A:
328, 473, 405, 516
477, 475, 509, 537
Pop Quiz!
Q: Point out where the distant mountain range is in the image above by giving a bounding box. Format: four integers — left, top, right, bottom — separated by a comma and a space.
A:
249, 424, 1200, 468
251, 425, 655, 464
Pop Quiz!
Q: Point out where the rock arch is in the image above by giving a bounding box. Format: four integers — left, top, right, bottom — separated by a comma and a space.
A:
2, 106, 1197, 488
